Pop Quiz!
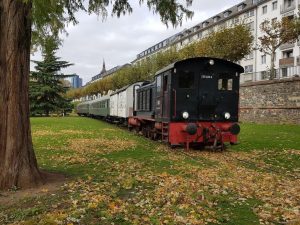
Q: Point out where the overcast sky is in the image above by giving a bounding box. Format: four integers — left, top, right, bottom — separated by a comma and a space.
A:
31, 0, 242, 84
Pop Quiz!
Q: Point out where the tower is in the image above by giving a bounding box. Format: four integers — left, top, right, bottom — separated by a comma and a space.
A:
100, 59, 106, 75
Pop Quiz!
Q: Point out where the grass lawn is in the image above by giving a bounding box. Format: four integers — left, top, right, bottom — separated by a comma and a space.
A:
0, 117, 300, 225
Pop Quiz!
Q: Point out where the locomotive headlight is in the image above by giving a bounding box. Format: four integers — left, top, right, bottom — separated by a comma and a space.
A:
209, 59, 214, 65
224, 112, 231, 120
182, 111, 189, 119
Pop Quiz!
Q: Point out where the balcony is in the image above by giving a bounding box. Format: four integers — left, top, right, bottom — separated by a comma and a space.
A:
280, 2, 296, 14
279, 57, 294, 67
280, 42, 295, 50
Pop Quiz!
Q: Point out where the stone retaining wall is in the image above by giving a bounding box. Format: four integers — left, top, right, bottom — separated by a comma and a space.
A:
239, 77, 300, 124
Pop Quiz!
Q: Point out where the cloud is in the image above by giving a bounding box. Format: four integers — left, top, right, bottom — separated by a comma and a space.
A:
30, 0, 242, 84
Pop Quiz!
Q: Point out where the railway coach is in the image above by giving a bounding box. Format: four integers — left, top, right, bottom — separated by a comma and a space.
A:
109, 82, 145, 124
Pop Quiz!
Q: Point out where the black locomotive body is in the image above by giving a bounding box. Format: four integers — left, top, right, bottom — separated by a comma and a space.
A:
129, 57, 243, 149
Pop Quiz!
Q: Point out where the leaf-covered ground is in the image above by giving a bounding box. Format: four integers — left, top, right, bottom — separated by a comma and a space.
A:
0, 117, 300, 225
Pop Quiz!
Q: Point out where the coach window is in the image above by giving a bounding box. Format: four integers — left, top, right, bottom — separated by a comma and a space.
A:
146, 89, 150, 110
178, 71, 194, 88
141, 91, 145, 111
140, 92, 143, 110
143, 91, 147, 110
218, 78, 233, 91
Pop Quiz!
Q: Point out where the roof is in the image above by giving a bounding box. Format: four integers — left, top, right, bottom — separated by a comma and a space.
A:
110, 81, 144, 96
89, 95, 110, 104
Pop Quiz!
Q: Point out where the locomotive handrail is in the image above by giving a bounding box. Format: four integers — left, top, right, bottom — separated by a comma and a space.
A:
173, 89, 176, 118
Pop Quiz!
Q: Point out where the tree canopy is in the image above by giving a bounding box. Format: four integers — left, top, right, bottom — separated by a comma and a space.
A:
30, 37, 73, 116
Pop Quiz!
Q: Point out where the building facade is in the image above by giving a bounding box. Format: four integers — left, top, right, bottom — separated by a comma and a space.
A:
132, 0, 300, 83
71, 74, 83, 88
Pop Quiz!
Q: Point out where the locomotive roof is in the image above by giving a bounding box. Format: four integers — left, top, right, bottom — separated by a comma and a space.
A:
154, 57, 244, 76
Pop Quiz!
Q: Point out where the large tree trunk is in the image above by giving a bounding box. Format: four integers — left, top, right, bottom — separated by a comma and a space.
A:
0, 0, 44, 189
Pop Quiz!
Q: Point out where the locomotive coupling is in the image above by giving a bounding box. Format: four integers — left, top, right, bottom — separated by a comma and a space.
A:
229, 123, 240, 135
184, 123, 198, 135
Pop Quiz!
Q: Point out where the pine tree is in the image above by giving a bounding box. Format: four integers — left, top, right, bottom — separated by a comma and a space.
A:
30, 37, 73, 116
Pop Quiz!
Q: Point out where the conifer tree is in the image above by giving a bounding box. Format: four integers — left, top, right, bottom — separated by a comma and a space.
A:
30, 37, 73, 116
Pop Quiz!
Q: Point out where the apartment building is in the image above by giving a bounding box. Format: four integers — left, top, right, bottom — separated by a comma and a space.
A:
132, 0, 300, 83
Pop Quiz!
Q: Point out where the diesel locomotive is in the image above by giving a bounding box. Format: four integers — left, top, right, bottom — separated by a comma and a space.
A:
77, 57, 244, 150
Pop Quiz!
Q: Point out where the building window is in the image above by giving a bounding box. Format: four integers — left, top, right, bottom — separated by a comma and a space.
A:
244, 65, 254, 73
247, 21, 254, 30
238, 4, 245, 11
202, 22, 209, 27
245, 9, 255, 18
224, 11, 231, 18
286, 0, 293, 8
213, 16, 220, 23
261, 55, 266, 64
272, 1, 277, 10
283, 50, 293, 58
194, 26, 200, 32
281, 68, 288, 77
262, 5, 267, 14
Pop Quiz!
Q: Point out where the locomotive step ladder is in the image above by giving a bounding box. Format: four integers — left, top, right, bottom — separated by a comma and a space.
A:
162, 122, 169, 143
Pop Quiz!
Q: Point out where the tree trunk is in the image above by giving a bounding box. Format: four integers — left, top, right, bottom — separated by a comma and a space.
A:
0, 0, 44, 189
270, 50, 276, 80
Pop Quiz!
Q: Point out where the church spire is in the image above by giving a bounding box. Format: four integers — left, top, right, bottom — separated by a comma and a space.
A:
101, 59, 106, 74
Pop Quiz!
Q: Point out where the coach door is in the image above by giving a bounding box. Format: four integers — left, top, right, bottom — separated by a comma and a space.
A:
155, 72, 171, 121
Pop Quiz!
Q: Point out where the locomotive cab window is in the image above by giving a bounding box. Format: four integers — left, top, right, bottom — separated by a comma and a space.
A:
218, 78, 233, 91
178, 71, 194, 88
